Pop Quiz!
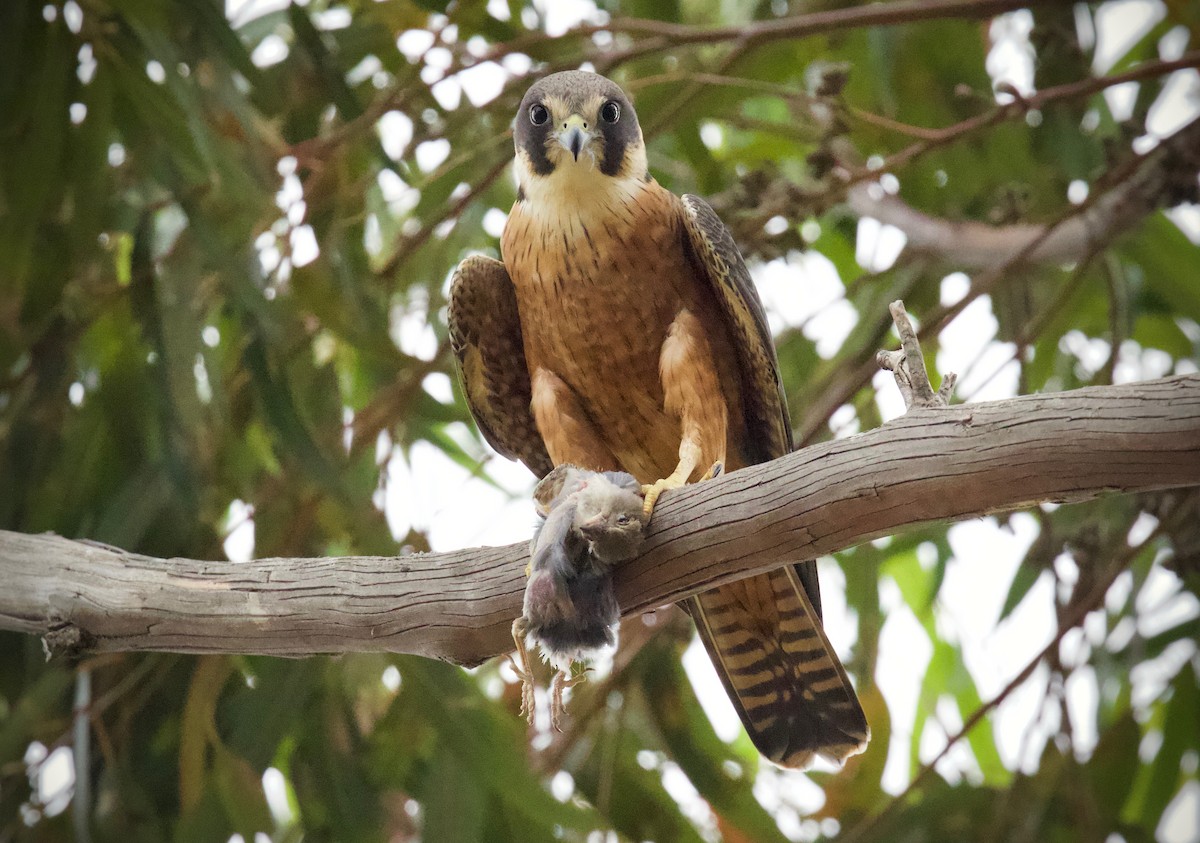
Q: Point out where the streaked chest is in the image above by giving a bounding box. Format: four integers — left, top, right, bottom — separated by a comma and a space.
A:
501, 182, 692, 375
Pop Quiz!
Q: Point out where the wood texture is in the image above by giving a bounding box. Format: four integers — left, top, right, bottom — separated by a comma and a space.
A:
2, 375, 1198, 665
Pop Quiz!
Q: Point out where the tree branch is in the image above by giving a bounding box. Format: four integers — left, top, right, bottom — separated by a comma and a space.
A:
858, 52, 1200, 170
877, 300, 957, 408
483, 0, 1068, 66
2, 376, 1198, 664
847, 111, 1200, 268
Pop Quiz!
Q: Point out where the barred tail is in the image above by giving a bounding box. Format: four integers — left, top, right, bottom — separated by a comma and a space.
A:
689, 565, 869, 768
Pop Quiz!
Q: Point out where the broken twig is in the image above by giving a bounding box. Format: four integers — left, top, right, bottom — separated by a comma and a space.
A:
876, 300, 957, 409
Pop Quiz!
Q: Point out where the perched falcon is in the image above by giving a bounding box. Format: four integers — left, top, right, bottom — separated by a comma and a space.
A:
448, 70, 869, 768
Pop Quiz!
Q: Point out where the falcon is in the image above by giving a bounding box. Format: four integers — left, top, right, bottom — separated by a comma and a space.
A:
448, 70, 869, 768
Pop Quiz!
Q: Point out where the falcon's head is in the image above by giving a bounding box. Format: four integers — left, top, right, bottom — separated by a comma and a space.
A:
513, 71, 648, 204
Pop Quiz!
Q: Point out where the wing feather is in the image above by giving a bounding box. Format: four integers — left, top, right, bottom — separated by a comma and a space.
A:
447, 255, 553, 478
679, 194, 793, 463
680, 194, 869, 767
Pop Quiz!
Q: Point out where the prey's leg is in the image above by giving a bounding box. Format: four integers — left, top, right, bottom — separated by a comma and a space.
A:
549, 666, 592, 732
510, 618, 536, 724
643, 309, 729, 515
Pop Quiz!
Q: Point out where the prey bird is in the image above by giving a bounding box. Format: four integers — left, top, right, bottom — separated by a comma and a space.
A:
512, 464, 648, 729
449, 70, 868, 767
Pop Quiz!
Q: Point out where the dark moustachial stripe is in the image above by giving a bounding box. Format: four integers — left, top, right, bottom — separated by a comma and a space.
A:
598, 92, 640, 177
513, 86, 556, 176
600, 129, 627, 177
526, 131, 555, 175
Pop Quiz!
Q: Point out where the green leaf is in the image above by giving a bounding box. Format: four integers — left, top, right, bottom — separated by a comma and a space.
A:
639, 637, 793, 843
1124, 662, 1199, 825
213, 745, 273, 836
1122, 214, 1200, 321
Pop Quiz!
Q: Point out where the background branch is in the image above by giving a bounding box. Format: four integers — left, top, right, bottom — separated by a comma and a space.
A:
847, 112, 1200, 268
858, 51, 1200, 172
483, 0, 1067, 66
794, 113, 1200, 447
2, 375, 1197, 665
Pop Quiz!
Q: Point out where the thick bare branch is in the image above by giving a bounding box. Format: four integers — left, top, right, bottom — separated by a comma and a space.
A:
1, 376, 1198, 665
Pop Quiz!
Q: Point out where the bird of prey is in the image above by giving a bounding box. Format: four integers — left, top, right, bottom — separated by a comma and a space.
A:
512, 464, 649, 729
448, 70, 869, 767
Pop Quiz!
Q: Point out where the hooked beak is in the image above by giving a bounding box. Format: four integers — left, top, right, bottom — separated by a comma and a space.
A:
557, 114, 592, 161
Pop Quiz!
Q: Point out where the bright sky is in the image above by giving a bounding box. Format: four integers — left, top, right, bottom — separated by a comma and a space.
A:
34, 1, 1200, 840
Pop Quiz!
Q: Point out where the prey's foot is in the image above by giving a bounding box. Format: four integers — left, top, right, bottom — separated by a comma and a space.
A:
510, 617, 536, 724
508, 654, 536, 724
549, 668, 591, 732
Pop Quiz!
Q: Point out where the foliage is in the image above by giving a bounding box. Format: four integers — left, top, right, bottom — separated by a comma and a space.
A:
1, 0, 1198, 841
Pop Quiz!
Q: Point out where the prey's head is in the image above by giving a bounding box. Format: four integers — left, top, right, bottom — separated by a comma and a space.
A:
573, 474, 649, 566
513, 71, 647, 200
533, 463, 590, 517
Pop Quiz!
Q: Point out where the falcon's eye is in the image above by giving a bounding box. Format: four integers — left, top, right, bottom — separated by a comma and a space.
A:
600, 101, 621, 124
529, 104, 550, 126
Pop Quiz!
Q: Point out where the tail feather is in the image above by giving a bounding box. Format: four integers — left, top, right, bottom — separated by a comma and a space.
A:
690, 565, 869, 769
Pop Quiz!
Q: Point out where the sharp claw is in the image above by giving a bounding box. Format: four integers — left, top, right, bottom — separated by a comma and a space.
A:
700, 461, 723, 481
642, 475, 687, 516
641, 484, 661, 516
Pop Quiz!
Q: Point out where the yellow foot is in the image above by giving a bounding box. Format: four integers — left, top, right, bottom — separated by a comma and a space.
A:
642, 474, 686, 516
642, 460, 722, 515
549, 668, 591, 732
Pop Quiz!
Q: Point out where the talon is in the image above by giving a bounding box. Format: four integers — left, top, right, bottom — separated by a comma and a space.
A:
642, 443, 713, 516
700, 460, 723, 481
642, 474, 687, 516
